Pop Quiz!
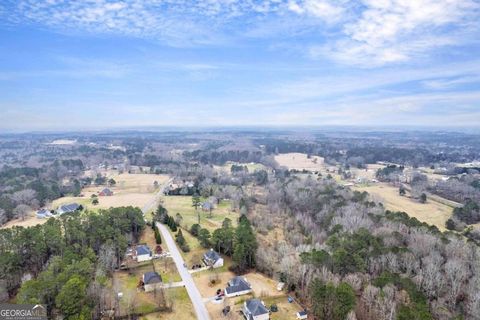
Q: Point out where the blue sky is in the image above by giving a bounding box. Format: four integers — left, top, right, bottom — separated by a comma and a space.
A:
0, 0, 479, 131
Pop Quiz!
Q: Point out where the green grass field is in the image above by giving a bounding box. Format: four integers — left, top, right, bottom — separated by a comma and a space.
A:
161, 196, 239, 232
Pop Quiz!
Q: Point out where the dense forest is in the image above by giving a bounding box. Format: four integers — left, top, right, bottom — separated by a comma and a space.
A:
0, 206, 144, 318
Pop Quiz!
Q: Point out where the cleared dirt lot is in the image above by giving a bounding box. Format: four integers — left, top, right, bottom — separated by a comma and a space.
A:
274, 153, 324, 171
354, 183, 452, 230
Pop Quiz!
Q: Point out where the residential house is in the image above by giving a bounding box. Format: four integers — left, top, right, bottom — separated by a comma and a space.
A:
135, 244, 152, 262
142, 271, 162, 292
99, 188, 113, 196
57, 203, 80, 215
36, 209, 52, 219
242, 299, 269, 320
203, 249, 224, 268
225, 276, 252, 297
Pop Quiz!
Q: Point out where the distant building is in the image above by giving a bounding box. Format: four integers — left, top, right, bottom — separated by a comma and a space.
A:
142, 271, 162, 292
202, 201, 213, 212
242, 299, 269, 320
203, 249, 224, 268
57, 203, 80, 215
225, 276, 252, 297
135, 245, 152, 262
99, 188, 113, 196
36, 209, 52, 219
296, 310, 308, 320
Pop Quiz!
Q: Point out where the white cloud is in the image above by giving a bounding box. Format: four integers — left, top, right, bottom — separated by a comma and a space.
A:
288, 0, 346, 23
287, 0, 480, 66
2, 0, 480, 64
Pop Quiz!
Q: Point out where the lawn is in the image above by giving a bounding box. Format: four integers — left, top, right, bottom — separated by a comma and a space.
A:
139, 228, 182, 283
353, 183, 453, 230
263, 295, 303, 320
114, 261, 182, 317
161, 195, 239, 232
140, 287, 195, 320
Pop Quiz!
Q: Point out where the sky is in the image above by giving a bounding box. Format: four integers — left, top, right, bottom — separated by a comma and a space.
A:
0, 0, 479, 131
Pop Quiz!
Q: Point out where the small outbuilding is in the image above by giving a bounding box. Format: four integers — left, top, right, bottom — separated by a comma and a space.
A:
99, 188, 113, 196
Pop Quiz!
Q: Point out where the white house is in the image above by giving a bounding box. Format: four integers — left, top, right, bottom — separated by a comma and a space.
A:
136, 245, 152, 262
242, 299, 269, 320
203, 249, 224, 268
296, 310, 308, 320
225, 276, 252, 297
142, 271, 162, 292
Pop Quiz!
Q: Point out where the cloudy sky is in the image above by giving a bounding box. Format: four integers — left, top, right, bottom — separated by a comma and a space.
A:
0, 0, 479, 131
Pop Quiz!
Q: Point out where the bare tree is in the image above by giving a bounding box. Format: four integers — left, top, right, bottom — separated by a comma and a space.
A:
13, 204, 31, 221
444, 259, 468, 306
11, 189, 38, 207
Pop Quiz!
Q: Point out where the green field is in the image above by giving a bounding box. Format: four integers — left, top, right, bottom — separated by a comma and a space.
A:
161, 196, 239, 232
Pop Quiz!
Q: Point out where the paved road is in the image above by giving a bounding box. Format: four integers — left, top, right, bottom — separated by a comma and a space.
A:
141, 178, 172, 214
157, 222, 211, 320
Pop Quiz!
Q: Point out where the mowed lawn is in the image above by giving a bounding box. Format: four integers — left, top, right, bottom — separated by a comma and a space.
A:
161, 196, 239, 232
139, 287, 195, 320
114, 268, 193, 319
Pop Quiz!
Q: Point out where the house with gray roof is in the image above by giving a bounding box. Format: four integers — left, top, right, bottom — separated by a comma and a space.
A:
36, 209, 52, 219
242, 299, 269, 320
203, 249, 224, 268
142, 271, 162, 292
225, 276, 252, 297
56, 203, 80, 215
135, 244, 152, 262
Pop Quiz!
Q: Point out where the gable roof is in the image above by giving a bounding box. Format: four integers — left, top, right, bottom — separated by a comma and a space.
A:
136, 245, 151, 256
204, 249, 221, 262
100, 188, 113, 194
143, 271, 162, 284
225, 276, 251, 294
58, 203, 80, 213
245, 299, 268, 316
